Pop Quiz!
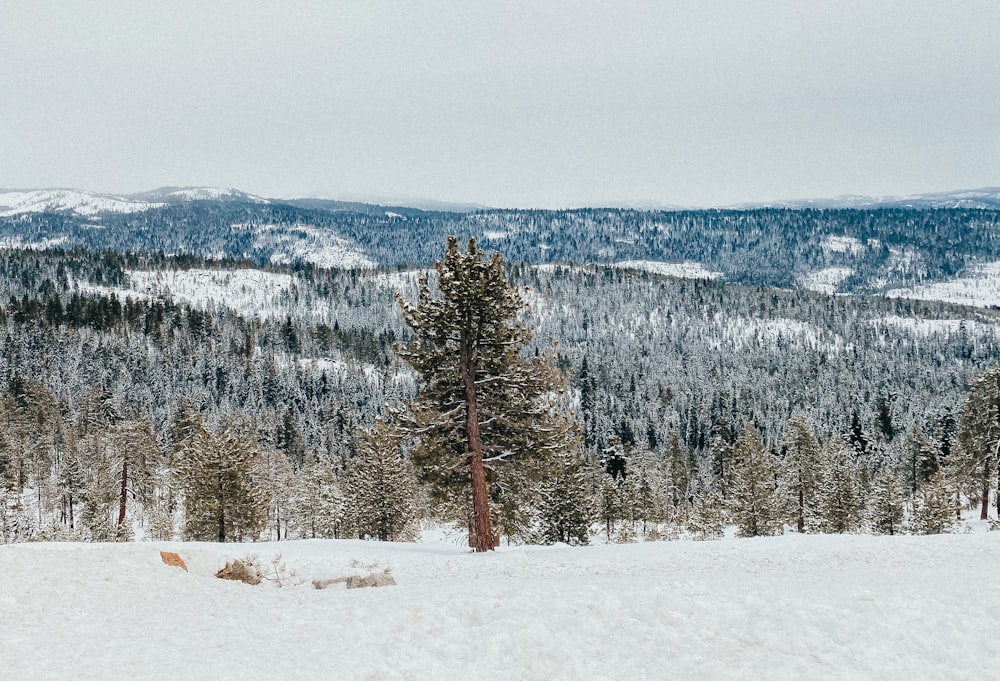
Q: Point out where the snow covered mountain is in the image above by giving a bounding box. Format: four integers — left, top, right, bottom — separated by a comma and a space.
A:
0, 188, 162, 216
129, 186, 269, 204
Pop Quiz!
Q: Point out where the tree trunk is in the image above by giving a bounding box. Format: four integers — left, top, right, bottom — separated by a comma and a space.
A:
68, 492, 74, 530
461, 336, 494, 552
117, 457, 128, 538
982, 461, 991, 520
797, 488, 805, 533
218, 471, 226, 542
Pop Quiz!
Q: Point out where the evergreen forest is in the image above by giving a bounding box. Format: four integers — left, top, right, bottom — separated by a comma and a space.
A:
1, 210, 999, 545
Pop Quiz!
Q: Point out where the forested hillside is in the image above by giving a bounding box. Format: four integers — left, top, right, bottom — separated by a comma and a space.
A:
1, 242, 997, 544
3, 197, 1000, 294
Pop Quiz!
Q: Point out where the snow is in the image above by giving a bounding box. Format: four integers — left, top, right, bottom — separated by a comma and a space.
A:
251, 223, 377, 270
799, 267, 853, 294
874, 315, 1000, 337
77, 268, 298, 320
2, 532, 998, 680
820, 235, 865, 256
612, 260, 722, 280
0, 189, 162, 216
154, 187, 266, 202
711, 315, 837, 351
368, 269, 430, 296
0, 235, 71, 250
886, 261, 1000, 308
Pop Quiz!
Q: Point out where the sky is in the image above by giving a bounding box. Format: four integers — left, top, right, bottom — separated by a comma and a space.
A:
1, 1, 998, 208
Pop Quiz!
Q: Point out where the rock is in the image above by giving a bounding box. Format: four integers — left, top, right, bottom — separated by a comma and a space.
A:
312, 569, 396, 590
346, 571, 396, 589
215, 559, 261, 585
159, 551, 188, 572
312, 577, 348, 590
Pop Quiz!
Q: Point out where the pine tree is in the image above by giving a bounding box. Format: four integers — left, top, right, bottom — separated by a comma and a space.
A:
598, 476, 626, 540
904, 424, 940, 494
708, 427, 736, 498
492, 459, 541, 545
867, 468, 905, 535
814, 437, 863, 533
536, 454, 593, 545
395, 236, 578, 551
344, 422, 418, 542
956, 365, 1000, 520
176, 414, 270, 542
277, 408, 306, 469
80, 454, 117, 541
666, 432, 691, 513
729, 425, 785, 537
288, 463, 344, 539
910, 472, 957, 534
112, 417, 156, 540
779, 415, 822, 533
687, 490, 726, 540
262, 448, 294, 540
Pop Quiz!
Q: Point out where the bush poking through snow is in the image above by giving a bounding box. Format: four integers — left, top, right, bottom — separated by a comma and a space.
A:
216, 558, 262, 585
217, 554, 303, 587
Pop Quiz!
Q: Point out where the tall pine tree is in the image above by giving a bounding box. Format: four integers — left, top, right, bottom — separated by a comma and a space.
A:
729, 425, 785, 537
956, 365, 1000, 520
395, 236, 578, 551
176, 414, 269, 542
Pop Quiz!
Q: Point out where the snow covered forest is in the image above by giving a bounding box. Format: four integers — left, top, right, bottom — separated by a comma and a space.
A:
1, 223, 999, 545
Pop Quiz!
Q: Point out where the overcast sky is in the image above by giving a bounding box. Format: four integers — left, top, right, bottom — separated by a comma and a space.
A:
1, 1, 998, 208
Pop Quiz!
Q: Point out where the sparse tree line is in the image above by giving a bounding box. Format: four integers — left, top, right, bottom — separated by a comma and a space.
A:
2, 365, 997, 546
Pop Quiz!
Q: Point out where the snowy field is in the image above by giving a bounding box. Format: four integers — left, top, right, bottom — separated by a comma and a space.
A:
799, 267, 854, 295
612, 260, 722, 280
3, 530, 998, 680
887, 261, 1000, 308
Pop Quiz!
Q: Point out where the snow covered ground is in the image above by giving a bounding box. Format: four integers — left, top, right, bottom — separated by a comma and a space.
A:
612, 260, 722, 280
76, 268, 299, 320
820, 235, 865, 256
0, 189, 162, 216
3, 530, 997, 680
887, 261, 1000, 308
253, 223, 377, 270
799, 267, 854, 294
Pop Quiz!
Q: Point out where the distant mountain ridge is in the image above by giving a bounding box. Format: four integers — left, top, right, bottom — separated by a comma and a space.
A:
4, 185, 1000, 306
727, 187, 1000, 210
4, 185, 1000, 216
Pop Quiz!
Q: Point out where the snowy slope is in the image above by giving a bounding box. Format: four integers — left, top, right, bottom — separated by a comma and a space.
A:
798, 267, 854, 294
132, 186, 268, 203
886, 261, 1000, 308
77, 268, 299, 320
253, 223, 376, 270
612, 260, 722, 280
2, 532, 998, 680
0, 189, 162, 216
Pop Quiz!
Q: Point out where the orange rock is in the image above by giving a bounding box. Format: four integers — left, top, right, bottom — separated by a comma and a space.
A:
160, 551, 188, 571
